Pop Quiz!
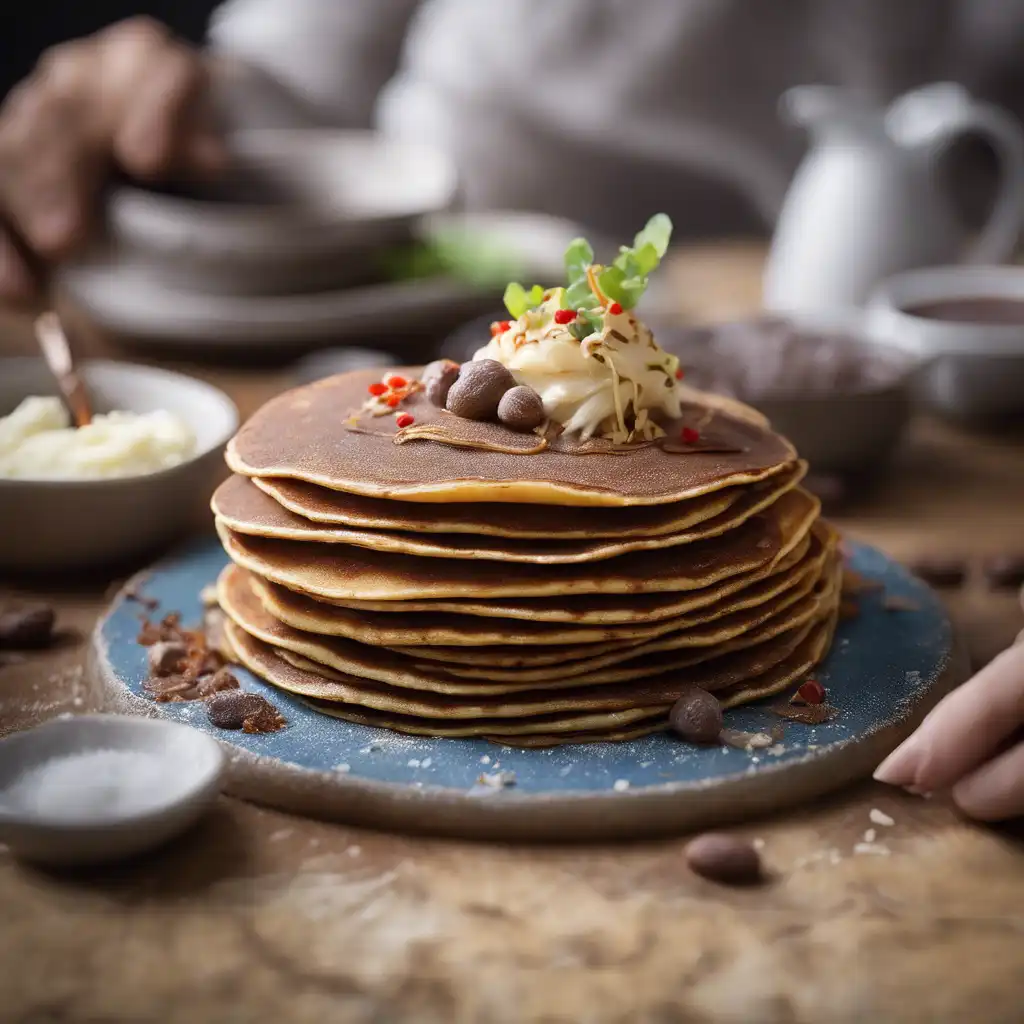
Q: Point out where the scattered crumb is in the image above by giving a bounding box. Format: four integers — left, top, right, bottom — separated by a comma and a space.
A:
720, 728, 773, 751
558, 765, 572, 777
270, 829, 293, 843
479, 755, 492, 765
766, 744, 786, 757
360, 743, 382, 754
854, 842, 891, 857
863, 828, 877, 843
476, 770, 517, 789
420, 757, 432, 768
334, 763, 351, 773
640, 761, 654, 769
407, 758, 421, 768
612, 779, 630, 792
870, 808, 895, 827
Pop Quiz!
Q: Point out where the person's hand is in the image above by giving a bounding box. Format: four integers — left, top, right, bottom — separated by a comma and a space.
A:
874, 635, 1024, 820
0, 17, 225, 301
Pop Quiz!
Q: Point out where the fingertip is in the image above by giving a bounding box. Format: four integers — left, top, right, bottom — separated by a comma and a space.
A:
26, 204, 86, 258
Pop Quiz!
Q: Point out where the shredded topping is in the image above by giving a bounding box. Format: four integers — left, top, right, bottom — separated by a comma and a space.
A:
472, 214, 689, 443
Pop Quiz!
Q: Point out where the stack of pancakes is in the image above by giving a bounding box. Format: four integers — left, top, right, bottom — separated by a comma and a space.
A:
213, 369, 841, 746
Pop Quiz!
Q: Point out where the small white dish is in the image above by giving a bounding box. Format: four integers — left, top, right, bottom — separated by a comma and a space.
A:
100, 129, 459, 296
0, 359, 238, 571
867, 265, 1024, 424
0, 715, 225, 867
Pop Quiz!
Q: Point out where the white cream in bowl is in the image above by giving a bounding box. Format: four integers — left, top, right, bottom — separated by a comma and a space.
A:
0, 397, 197, 480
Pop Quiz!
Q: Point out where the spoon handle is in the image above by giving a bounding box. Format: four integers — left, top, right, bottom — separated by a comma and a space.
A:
35, 312, 92, 428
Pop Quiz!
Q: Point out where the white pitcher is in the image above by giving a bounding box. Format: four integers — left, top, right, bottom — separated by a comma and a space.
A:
763, 83, 1024, 314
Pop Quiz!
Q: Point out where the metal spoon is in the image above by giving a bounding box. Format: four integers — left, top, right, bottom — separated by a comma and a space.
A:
34, 311, 92, 427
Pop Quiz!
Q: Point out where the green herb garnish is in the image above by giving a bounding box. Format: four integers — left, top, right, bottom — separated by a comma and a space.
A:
502, 213, 673, 321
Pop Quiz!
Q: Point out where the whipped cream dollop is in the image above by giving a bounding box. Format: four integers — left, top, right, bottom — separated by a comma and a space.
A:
0, 396, 197, 480
473, 291, 684, 442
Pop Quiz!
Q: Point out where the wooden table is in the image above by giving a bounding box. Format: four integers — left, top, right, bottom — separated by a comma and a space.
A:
3, 246, 1024, 1023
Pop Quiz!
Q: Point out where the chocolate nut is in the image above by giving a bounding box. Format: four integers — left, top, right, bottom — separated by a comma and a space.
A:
445, 359, 515, 421
422, 359, 461, 408
669, 686, 723, 744
0, 604, 55, 649
685, 833, 763, 885
147, 640, 188, 677
206, 690, 271, 730
497, 385, 545, 431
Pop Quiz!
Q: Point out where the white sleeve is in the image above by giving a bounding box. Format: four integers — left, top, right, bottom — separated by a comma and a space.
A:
206, 0, 422, 129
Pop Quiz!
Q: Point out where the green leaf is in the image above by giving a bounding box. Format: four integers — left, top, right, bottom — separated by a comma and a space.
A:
565, 276, 595, 309
633, 213, 672, 260
564, 237, 594, 283
503, 282, 529, 319
503, 282, 545, 319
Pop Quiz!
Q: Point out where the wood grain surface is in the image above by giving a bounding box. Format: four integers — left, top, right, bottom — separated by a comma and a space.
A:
1, 250, 1023, 1023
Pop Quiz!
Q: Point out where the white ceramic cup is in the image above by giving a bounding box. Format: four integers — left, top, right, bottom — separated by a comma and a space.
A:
866, 265, 1024, 424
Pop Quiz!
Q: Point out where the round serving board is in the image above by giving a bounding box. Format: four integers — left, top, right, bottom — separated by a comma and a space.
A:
92, 537, 964, 841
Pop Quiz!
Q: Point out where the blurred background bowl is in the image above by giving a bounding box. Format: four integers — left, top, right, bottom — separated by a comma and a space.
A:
0, 359, 237, 572
90, 129, 460, 297
659, 312, 921, 476
866, 265, 1024, 428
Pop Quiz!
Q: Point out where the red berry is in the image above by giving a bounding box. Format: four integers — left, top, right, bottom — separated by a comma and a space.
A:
608, 302, 623, 315
368, 382, 388, 396
795, 680, 826, 705
675, 368, 685, 380
499, 320, 511, 331
395, 413, 415, 428
386, 394, 401, 408
553, 308, 577, 325
681, 427, 700, 443
386, 375, 407, 389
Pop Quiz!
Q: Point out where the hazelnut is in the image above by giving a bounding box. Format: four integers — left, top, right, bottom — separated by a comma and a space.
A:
497, 385, 545, 431
685, 833, 763, 885
422, 359, 460, 408
669, 687, 723, 744
445, 359, 515, 421
206, 690, 270, 730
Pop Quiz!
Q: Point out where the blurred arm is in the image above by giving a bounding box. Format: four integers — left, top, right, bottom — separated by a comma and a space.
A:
205, 0, 422, 129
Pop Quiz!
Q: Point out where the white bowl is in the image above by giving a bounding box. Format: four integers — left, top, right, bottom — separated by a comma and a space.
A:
0, 359, 238, 571
91, 129, 459, 296
866, 265, 1024, 425
0, 715, 225, 867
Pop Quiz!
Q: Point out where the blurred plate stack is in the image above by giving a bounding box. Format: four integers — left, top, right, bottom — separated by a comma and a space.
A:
56, 130, 591, 360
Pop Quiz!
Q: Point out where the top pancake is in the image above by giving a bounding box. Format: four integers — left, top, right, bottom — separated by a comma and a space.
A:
253, 465, 806, 539
226, 368, 797, 506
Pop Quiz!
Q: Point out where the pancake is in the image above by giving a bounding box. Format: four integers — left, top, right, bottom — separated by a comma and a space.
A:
223, 615, 835, 742
252, 461, 807, 540
244, 525, 830, 646
223, 614, 825, 716
213, 463, 805, 565
226, 368, 797, 506
408, 559, 838, 678
215, 487, 819, 603
313, 526, 824, 625
218, 556, 837, 692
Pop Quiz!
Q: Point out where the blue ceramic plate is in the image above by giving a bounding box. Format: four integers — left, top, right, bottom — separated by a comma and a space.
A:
92, 538, 960, 840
